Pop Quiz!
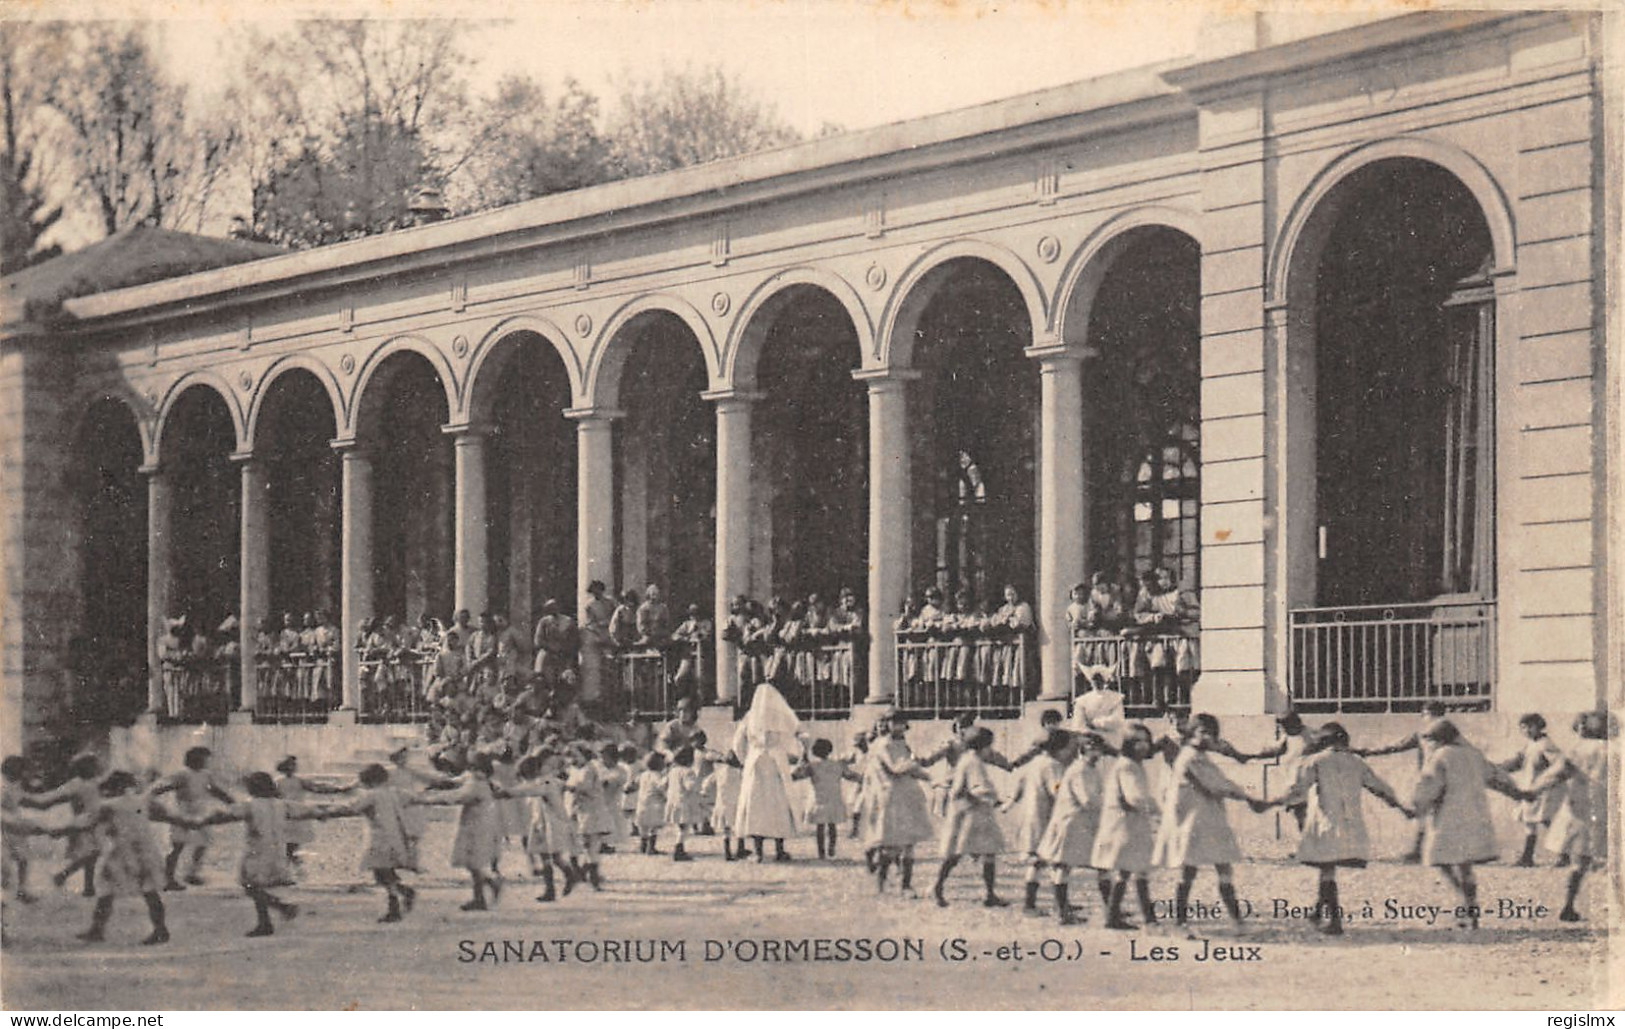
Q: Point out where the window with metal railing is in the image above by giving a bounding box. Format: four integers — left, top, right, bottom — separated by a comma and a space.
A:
1288, 599, 1495, 712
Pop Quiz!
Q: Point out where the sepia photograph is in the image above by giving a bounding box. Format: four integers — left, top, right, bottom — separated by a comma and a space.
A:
0, 0, 1619, 1013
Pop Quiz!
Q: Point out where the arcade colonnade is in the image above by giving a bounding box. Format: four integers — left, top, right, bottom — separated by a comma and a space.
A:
6, 12, 1610, 755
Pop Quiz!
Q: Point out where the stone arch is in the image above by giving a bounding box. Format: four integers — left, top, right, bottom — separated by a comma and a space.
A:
71, 386, 154, 466
724, 267, 873, 392
464, 314, 585, 423
246, 355, 346, 452
1269, 136, 1516, 308
877, 238, 1047, 370
348, 335, 459, 441
585, 293, 720, 409
1055, 206, 1206, 349
155, 373, 245, 461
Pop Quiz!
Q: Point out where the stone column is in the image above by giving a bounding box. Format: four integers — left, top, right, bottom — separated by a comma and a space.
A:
1031, 346, 1088, 701
236, 454, 270, 711
854, 369, 917, 705
142, 464, 171, 714
449, 426, 489, 617
567, 408, 621, 703
337, 443, 373, 713
706, 390, 760, 706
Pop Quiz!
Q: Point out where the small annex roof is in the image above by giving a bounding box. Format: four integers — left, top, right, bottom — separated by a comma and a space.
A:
0, 225, 283, 334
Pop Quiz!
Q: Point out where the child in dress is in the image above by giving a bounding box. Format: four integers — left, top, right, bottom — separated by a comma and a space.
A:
21, 753, 104, 896
704, 752, 745, 860
792, 738, 858, 860
501, 751, 576, 903
1531, 711, 1611, 921
597, 743, 630, 855
619, 744, 641, 841
1498, 713, 1566, 867
421, 753, 504, 911
634, 752, 669, 855
274, 755, 352, 867
847, 731, 871, 842
931, 728, 1007, 908
1036, 732, 1110, 925
867, 716, 934, 896
1092, 724, 1161, 929
2, 756, 38, 903
184, 772, 338, 937
151, 747, 235, 890
665, 747, 703, 861
387, 746, 452, 872
1411, 718, 1528, 929
1010, 729, 1073, 917
327, 764, 422, 922
1266, 723, 1409, 935
1152, 713, 1269, 934
47, 772, 175, 945
565, 744, 614, 888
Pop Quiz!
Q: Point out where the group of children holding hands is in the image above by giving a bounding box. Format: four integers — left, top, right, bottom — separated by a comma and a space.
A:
0, 697, 1611, 946
842, 702, 1611, 935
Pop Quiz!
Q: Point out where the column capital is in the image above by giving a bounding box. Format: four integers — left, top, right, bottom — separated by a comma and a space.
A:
137, 460, 164, 477
852, 367, 921, 392
330, 437, 372, 459
700, 387, 765, 406
563, 405, 626, 423
1024, 342, 1098, 365
228, 449, 260, 466
442, 421, 492, 441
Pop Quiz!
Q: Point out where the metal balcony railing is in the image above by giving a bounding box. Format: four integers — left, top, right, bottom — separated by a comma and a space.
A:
737, 641, 862, 720
253, 653, 339, 724
893, 633, 1029, 720
1069, 630, 1200, 714
1289, 599, 1496, 711
357, 653, 437, 723
159, 657, 234, 723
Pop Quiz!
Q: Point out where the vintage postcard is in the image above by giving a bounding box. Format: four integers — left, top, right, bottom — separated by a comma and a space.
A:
0, 0, 1619, 1012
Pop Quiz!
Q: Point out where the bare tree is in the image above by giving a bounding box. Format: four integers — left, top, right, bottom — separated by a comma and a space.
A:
607, 65, 802, 179
231, 20, 479, 245
0, 24, 63, 274
450, 75, 612, 213
38, 23, 233, 237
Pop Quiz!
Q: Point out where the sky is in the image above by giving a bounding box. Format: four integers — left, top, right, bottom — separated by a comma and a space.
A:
10, 0, 1421, 249
148, 0, 1214, 134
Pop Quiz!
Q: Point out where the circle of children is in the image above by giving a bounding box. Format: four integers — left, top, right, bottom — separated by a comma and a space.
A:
0, 686, 1610, 947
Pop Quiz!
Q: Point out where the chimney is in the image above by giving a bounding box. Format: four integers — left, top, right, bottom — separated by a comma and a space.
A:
408, 187, 450, 226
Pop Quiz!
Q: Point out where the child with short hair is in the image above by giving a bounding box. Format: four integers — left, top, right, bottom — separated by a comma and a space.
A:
793, 738, 858, 860
21, 753, 104, 896
499, 751, 576, 903
420, 753, 504, 911
931, 727, 1007, 908
618, 744, 641, 840
273, 755, 352, 868
666, 747, 702, 861
326, 763, 422, 921
1092, 723, 1161, 930
1266, 723, 1409, 935
2, 755, 38, 902
1499, 713, 1565, 867
46, 771, 176, 945
704, 752, 745, 860
151, 747, 235, 890
634, 752, 669, 855
1532, 711, 1611, 921
1152, 713, 1269, 933
1007, 728, 1070, 915
184, 771, 341, 937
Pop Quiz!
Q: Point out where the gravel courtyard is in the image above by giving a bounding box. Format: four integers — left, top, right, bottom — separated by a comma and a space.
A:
1, 811, 1614, 1010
